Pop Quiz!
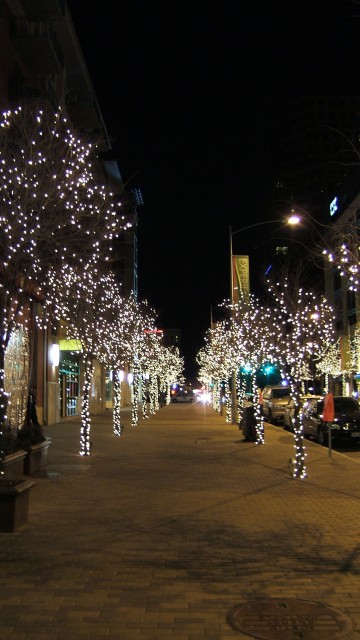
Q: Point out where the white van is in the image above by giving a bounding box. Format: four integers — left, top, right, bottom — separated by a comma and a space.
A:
262, 385, 291, 423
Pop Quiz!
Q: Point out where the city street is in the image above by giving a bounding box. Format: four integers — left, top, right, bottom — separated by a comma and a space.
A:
1, 402, 360, 639
272, 421, 360, 462
331, 442, 360, 461
2, 5, 360, 640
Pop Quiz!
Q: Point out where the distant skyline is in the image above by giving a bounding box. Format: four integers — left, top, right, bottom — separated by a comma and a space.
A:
68, 1, 360, 380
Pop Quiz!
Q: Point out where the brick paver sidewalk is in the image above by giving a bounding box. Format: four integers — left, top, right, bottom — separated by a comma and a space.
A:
1, 402, 360, 639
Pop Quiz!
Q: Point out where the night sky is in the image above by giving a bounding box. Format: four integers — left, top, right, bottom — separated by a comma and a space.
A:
67, 0, 360, 381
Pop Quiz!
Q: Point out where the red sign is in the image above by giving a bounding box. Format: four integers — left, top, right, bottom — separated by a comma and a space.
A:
143, 329, 163, 334
322, 392, 334, 422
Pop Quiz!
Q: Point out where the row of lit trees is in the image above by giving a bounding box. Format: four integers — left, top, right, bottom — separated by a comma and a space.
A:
198, 196, 360, 479
197, 280, 337, 478
0, 103, 184, 467
0, 103, 129, 436
43, 267, 184, 454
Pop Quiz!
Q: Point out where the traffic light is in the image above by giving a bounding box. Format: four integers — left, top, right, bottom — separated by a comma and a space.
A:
264, 364, 274, 375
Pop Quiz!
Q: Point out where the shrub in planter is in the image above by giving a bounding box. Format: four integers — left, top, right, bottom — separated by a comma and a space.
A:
0, 424, 19, 455
16, 421, 46, 449
0, 390, 49, 477
17, 422, 50, 475
0, 428, 35, 531
0, 425, 27, 478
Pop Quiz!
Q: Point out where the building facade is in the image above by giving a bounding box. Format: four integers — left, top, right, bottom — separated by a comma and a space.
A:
324, 168, 360, 395
275, 94, 360, 220
0, 0, 137, 426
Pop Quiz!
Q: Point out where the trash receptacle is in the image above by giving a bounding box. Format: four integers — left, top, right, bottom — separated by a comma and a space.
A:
240, 403, 257, 441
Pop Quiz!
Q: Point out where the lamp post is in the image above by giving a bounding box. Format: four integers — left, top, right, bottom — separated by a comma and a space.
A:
229, 215, 300, 424
230, 215, 300, 305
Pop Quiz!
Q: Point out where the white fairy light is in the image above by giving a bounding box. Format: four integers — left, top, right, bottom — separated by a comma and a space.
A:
0, 103, 132, 462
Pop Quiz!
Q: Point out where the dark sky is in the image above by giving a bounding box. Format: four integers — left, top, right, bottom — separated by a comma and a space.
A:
67, 0, 360, 380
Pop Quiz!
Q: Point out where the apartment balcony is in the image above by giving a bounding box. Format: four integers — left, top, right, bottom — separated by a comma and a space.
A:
11, 18, 63, 75
66, 96, 104, 133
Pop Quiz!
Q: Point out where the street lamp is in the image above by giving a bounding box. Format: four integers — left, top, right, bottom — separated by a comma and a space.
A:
229, 215, 300, 305
229, 215, 300, 424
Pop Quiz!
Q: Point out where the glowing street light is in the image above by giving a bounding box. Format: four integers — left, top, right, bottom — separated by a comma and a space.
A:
230, 214, 301, 306
228, 214, 300, 423
288, 212, 302, 226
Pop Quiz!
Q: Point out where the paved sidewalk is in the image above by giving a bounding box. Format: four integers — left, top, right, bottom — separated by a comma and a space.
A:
1, 403, 360, 639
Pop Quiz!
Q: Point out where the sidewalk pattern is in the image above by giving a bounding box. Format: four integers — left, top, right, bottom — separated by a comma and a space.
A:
1, 403, 360, 639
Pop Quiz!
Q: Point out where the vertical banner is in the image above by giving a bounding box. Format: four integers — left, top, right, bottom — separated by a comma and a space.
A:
232, 255, 250, 304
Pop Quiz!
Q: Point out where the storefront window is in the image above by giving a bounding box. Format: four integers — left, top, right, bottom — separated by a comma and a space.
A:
59, 355, 80, 417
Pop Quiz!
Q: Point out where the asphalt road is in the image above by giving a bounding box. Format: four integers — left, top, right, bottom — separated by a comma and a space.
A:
271, 420, 360, 462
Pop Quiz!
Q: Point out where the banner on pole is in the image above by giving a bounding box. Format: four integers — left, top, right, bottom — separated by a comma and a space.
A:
232, 255, 250, 303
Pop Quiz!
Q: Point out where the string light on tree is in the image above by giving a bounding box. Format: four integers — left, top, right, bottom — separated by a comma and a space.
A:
0, 103, 131, 464
267, 278, 335, 479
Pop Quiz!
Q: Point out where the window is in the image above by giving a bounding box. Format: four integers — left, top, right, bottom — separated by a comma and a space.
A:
272, 388, 290, 398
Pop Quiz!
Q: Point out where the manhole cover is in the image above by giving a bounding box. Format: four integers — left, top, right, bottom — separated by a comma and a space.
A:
194, 438, 211, 445
227, 598, 355, 639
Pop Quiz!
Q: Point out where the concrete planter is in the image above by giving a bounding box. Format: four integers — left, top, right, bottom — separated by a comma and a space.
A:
23, 439, 51, 475
0, 478, 35, 532
3, 449, 27, 479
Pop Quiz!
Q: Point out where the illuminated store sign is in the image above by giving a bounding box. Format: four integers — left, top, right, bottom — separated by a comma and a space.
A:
330, 196, 338, 217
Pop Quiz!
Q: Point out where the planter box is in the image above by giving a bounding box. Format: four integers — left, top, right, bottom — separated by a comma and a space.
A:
24, 439, 51, 475
0, 478, 35, 532
4, 449, 27, 479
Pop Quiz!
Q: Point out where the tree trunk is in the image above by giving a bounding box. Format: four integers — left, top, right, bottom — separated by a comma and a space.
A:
149, 376, 157, 414
0, 342, 9, 474
131, 371, 139, 427
225, 379, 231, 423
291, 382, 307, 479
142, 376, 148, 419
80, 357, 93, 456
113, 371, 122, 436
253, 371, 264, 445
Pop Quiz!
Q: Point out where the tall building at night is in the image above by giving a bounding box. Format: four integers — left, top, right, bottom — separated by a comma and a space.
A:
274, 94, 360, 221
258, 94, 360, 289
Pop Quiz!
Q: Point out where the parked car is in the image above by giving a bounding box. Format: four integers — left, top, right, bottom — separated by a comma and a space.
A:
283, 394, 322, 431
302, 396, 360, 445
262, 384, 291, 423
172, 391, 195, 403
